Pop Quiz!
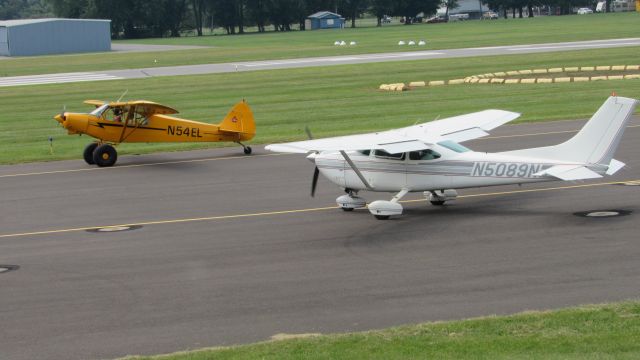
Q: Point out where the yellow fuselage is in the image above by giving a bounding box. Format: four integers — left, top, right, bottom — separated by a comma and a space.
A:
54, 100, 255, 144
61, 113, 252, 143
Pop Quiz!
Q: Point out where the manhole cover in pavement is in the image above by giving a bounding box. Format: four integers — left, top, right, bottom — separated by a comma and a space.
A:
574, 210, 632, 218
0, 265, 19, 274
86, 225, 142, 233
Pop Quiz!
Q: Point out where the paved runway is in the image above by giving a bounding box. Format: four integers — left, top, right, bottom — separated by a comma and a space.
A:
1, 117, 639, 359
1, 37, 639, 87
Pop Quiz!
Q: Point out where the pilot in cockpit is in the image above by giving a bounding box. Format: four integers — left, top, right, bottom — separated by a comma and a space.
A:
113, 108, 122, 122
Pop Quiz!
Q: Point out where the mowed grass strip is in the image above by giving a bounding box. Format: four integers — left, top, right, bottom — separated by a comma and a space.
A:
0, 13, 638, 77
120, 301, 640, 360
1, 46, 640, 165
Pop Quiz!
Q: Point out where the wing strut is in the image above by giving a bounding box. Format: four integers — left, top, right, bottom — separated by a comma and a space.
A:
340, 150, 373, 190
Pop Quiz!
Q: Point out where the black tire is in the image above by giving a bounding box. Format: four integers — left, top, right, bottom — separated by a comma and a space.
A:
341, 207, 354, 212
374, 215, 390, 220
93, 144, 117, 167
83, 143, 98, 165
244, 146, 252, 155
430, 200, 445, 206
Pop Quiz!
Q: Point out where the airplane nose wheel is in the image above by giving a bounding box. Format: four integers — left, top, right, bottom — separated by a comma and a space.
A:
93, 144, 118, 167
83, 142, 99, 165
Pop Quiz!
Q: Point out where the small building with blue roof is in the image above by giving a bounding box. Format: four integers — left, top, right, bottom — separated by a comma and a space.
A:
306, 11, 345, 30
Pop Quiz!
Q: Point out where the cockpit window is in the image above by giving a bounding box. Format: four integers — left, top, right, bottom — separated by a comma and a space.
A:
409, 149, 441, 160
132, 108, 149, 126
438, 140, 471, 153
357, 150, 371, 156
90, 104, 109, 117
374, 149, 405, 160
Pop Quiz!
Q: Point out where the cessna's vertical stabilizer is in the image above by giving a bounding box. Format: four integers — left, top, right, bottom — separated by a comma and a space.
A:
266, 96, 637, 219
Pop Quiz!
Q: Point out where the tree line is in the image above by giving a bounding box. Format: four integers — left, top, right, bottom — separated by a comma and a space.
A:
2, 0, 600, 39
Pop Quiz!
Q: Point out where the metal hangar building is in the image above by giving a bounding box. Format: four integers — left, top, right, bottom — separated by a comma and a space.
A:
0, 18, 111, 57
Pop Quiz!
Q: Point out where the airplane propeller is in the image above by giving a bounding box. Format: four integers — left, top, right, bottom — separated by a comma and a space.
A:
59, 105, 66, 121
304, 125, 314, 140
311, 166, 319, 197
305, 125, 319, 197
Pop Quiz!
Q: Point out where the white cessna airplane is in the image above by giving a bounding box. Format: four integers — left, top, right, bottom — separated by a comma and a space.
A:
266, 96, 637, 219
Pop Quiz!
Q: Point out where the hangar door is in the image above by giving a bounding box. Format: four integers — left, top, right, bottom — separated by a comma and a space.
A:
0, 27, 8, 56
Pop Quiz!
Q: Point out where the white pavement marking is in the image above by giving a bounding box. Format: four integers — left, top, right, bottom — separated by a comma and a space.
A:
0, 72, 123, 87
507, 40, 640, 51
238, 52, 444, 67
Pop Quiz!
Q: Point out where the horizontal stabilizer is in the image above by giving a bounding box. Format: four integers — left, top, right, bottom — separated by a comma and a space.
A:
534, 165, 602, 181
606, 159, 625, 175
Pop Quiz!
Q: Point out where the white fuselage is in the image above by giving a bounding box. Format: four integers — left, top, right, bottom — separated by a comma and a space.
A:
314, 145, 601, 193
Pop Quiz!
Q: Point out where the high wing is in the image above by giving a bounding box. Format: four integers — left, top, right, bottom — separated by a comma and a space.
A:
265, 109, 520, 154
84, 100, 105, 108
83, 100, 178, 115
113, 101, 179, 115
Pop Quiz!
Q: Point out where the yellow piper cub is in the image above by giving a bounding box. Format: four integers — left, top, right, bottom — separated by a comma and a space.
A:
54, 99, 256, 167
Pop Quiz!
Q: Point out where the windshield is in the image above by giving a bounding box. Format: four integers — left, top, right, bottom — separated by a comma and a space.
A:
90, 104, 109, 117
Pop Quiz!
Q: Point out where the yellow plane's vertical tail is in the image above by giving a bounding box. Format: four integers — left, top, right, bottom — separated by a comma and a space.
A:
218, 100, 256, 141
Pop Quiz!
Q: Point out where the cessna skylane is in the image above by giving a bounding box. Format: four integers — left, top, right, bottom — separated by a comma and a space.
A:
54, 99, 256, 167
266, 96, 637, 219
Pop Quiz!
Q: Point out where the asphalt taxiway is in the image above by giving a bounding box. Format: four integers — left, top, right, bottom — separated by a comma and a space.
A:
0, 117, 639, 360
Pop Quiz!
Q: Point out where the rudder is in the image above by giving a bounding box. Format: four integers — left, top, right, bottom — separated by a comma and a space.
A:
502, 96, 638, 164
218, 100, 256, 140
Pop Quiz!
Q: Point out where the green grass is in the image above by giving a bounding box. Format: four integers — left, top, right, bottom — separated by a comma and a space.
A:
0, 13, 638, 77
120, 301, 640, 360
2, 46, 639, 165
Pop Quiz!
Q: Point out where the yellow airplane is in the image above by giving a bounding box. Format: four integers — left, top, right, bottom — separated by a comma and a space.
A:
54, 99, 256, 167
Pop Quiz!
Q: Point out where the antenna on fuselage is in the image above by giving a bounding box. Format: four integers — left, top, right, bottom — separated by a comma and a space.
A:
116, 89, 129, 102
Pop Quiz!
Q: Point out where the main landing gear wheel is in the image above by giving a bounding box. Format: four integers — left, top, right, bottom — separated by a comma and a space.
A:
83, 143, 98, 165
430, 200, 445, 206
93, 144, 117, 167
374, 215, 390, 220
341, 207, 354, 212
243, 146, 252, 155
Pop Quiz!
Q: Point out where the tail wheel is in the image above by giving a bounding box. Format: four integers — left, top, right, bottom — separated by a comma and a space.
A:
243, 146, 252, 155
83, 143, 98, 165
93, 144, 118, 167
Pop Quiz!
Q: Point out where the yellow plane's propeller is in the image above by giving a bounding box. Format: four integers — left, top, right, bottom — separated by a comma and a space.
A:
58, 105, 66, 121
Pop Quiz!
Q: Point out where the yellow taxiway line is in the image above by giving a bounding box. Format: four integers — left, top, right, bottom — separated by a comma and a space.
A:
1, 179, 636, 239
